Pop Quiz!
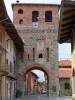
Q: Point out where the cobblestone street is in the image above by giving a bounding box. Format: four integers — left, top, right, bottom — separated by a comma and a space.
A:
15, 94, 72, 100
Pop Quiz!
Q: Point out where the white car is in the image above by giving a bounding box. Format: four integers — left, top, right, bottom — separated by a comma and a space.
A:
42, 90, 46, 94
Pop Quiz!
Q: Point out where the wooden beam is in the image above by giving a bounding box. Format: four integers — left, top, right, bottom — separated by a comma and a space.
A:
63, 9, 75, 15
61, 20, 75, 27
61, 30, 72, 35
60, 34, 71, 40
59, 38, 71, 44
60, 33, 71, 38
63, 1, 75, 7
62, 14, 75, 21
61, 25, 73, 32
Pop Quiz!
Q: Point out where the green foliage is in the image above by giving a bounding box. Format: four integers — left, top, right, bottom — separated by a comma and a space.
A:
70, 77, 72, 87
16, 89, 23, 98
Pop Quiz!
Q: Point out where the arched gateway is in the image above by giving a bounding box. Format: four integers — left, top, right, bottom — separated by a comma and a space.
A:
23, 63, 51, 96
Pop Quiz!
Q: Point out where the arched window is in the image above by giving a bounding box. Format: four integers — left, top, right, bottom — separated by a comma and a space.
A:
18, 9, 23, 14
19, 19, 23, 24
45, 11, 52, 22
38, 53, 43, 58
32, 11, 39, 22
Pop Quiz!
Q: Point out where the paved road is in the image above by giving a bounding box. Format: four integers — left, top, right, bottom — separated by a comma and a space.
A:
15, 94, 72, 100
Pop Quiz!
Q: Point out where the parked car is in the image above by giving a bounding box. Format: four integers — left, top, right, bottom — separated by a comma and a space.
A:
42, 90, 46, 94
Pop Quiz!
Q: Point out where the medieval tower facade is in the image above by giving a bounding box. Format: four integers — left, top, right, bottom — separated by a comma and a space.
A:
12, 2, 60, 97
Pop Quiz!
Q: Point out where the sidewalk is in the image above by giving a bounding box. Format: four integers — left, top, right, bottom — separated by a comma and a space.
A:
15, 96, 72, 100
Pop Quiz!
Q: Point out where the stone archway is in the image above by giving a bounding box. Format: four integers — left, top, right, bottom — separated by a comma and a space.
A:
23, 63, 51, 97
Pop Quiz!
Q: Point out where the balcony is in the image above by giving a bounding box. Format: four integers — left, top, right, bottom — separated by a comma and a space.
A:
0, 63, 9, 76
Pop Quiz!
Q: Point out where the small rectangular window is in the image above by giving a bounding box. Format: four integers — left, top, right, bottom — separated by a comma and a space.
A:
45, 11, 52, 22
33, 48, 35, 62
10, 62, 12, 73
6, 59, 8, 64
32, 11, 39, 22
10, 45, 12, 52
46, 48, 49, 62
65, 83, 70, 89
5, 41, 8, 49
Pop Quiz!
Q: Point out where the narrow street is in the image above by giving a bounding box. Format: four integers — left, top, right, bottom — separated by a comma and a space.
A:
15, 94, 72, 100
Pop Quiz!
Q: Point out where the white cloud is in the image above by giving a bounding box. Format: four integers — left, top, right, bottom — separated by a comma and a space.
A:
32, 70, 45, 82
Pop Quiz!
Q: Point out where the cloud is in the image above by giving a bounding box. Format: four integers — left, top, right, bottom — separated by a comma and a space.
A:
32, 70, 45, 82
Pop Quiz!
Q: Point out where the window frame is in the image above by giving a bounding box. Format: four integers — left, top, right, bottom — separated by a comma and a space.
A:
38, 53, 43, 58
65, 83, 70, 89
32, 11, 39, 22
45, 11, 52, 22
19, 19, 23, 24
18, 9, 23, 14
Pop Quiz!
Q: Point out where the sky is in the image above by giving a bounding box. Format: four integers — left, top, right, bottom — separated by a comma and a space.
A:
4, 0, 71, 82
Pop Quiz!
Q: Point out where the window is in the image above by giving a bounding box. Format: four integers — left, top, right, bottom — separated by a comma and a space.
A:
28, 54, 30, 60
65, 83, 70, 89
18, 9, 23, 14
0, 32, 2, 42
32, 11, 39, 22
34, 79, 36, 82
39, 53, 43, 58
6, 59, 8, 64
46, 48, 49, 62
19, 19, 23, 24
45, 11, 52, 22
10, 62, 12, 73
33, 48, 35, 62
10, 45, 12, 52
5, 40, 8, 49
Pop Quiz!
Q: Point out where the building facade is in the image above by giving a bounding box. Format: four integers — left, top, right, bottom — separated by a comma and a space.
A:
25, 71, 38, 95
0, 0, 24, 100
58, 0, 75, 99
12, 2, 60, 97
59, 60, 72, 96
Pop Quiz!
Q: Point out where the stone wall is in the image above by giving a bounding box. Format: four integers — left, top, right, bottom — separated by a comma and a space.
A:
59, 78, 72, 96
12, 3, 60, 97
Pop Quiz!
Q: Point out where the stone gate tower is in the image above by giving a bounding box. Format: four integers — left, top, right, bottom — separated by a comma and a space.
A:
12, 2, 60, 97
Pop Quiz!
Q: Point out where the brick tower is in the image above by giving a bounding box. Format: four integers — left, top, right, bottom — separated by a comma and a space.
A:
12, 2, 60, 97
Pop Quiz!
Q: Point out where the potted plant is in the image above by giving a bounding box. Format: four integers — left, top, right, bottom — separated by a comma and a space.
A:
16, 89, 23, 98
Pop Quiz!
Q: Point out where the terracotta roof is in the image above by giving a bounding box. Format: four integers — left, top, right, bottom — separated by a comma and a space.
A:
0, 0, 24, 52
59, 60, 71, 67
31, 72, 39, 78
59, 68, 72, 78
